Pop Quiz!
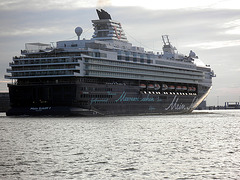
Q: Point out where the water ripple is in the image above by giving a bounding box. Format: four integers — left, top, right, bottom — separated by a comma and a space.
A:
0, 110, 240, 179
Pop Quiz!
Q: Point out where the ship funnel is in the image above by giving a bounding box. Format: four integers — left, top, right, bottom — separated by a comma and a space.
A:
75, 27, 83, 40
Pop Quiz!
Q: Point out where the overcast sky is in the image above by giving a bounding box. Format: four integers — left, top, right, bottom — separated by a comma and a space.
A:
0, 0, 240, 106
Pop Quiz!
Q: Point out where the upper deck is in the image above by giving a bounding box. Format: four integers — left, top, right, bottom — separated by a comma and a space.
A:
5, 9, 215, 87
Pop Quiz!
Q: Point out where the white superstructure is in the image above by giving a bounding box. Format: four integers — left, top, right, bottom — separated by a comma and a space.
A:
5, 9, 215, 88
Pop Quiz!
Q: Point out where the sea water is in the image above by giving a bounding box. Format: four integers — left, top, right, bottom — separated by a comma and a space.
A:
0, 110, 240, 179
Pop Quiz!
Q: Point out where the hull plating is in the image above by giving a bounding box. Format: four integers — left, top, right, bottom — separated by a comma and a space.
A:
6, 81, 209, 116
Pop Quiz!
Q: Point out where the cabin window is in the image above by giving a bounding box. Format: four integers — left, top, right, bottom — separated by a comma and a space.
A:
117, 56, 122, 60
147, 59, 152, 64
95, 52, 100, 57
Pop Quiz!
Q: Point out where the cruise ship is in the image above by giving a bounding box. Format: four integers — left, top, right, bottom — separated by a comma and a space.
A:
5, 9, 215, 116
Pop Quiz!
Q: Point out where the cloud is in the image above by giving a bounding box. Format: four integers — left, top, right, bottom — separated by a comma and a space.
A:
185, 40, 240, 49
0, 0, 98, 10
0, 27, 60, 37
1, 7, 240, 55
111, 0, 240, 10
97, 0, 111, 8
109, 8, 240, 53
0, 8, 96, 43
215, 87, 240, 97
2, 0, 240, 11
223, 19, 240, 35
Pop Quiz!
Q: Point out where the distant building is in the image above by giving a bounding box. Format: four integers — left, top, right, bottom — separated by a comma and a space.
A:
225, 102, 240, 109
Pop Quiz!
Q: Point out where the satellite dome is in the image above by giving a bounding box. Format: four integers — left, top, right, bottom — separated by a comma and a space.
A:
189, 50, 196, 58
75, 27, 83, 40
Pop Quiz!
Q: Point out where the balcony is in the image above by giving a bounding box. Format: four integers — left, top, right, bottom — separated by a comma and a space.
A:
6, 68, 81, 79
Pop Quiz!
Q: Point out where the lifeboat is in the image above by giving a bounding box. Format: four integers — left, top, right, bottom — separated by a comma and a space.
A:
188, 87, 196, 92
176, 86, 182, 91
154, 84, 160, 90
148, 84, 154, 89
182, 86, 187, 91
139, 84, 146, 89
162, 84, 168, 90
168, 85, 175, 90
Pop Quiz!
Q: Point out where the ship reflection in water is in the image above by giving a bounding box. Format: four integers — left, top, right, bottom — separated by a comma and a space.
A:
0, 110, 240, 179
